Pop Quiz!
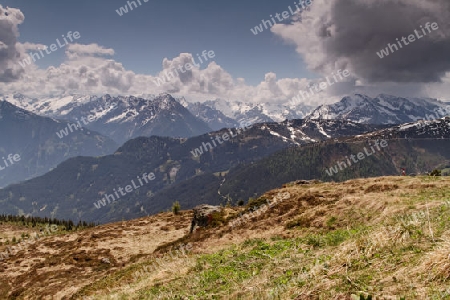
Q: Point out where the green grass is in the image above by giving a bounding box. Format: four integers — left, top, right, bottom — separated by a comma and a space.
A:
136, 228, 367, 299
139, 238, 304, 299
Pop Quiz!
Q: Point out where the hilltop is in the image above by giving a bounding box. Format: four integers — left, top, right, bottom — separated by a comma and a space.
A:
1, 176, 450, 299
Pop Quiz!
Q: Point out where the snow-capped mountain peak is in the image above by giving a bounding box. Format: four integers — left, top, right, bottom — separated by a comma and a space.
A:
307, 94, 450, 124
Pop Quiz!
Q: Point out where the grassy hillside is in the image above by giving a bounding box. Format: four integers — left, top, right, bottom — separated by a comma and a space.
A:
1, 176, 450, 299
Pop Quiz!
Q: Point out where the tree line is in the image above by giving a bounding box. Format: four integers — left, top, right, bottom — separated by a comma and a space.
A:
0, 214, 96, 231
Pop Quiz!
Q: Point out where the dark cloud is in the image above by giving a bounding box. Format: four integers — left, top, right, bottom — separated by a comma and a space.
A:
0, 5, 25, 82
331, 0, 450, 82
274, 0, 450, 83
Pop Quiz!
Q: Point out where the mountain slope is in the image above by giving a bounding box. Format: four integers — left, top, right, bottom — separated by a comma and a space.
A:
0, 119, 381, 223
184, 101, 239, 130
0, 101, 117, 188
307, 94, 450, 124
212, 117, 450, 202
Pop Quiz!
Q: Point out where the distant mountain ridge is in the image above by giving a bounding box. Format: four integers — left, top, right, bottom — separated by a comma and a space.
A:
4, 93, 449, 136
306, 94, 450, 124
195, 98, 314, 125
2, 94, 213, 144
61, 94, 213, 144
202, 117, 450, 203
183, 101, 239, 130
0, 118, 382, 223
0, 101, 117, 188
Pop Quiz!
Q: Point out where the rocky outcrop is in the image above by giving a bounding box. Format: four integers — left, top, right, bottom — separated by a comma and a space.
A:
189, 205, 221, 234
283, 180, 322, 188
294, 179, 322, 185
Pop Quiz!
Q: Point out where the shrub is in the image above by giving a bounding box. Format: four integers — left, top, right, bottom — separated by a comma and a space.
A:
209, 210, 227, 227
430, 169, 442, 176
247, 197, 269, 211
285, 216, 311, 229
326, 216, 337, 229
172, 201, 181, 215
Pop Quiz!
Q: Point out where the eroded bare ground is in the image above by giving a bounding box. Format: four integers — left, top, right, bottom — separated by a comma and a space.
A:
0, 211, 191, 299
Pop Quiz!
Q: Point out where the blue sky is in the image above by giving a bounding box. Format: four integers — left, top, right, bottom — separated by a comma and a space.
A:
1, 0, 448, 103
2, 0, 315, 85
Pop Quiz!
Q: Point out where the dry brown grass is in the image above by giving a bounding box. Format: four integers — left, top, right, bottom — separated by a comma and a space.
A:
1, 176, 450, 299
0, 211, 192, 299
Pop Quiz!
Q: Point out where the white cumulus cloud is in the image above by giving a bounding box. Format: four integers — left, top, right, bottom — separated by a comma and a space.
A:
1, 2, 448, 104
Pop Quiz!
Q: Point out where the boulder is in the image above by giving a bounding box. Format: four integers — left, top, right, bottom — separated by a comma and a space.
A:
190, 204, 221, 234
282, 179, 322, 188
294, 179, 322, 185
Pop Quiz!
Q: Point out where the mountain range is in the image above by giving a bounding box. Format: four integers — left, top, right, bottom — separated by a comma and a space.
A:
4, 93, 449, 135
308, 94, 450, 124
0, 118, 384, 223
1, 116, 449, 224
0, 92, 449, 223
2, 94, 213, 144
